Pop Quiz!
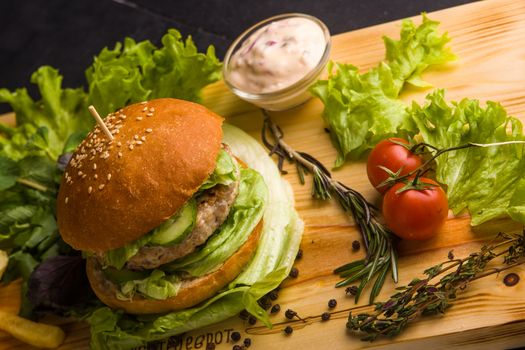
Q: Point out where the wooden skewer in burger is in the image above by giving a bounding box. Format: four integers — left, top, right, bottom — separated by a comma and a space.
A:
57, 98, 267, 314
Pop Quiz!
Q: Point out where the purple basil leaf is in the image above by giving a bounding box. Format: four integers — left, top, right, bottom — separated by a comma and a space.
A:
27, 254, 96, 313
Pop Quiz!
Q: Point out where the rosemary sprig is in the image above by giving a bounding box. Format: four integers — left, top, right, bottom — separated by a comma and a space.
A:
348, 231, 525, 341
261, 110, 398, 303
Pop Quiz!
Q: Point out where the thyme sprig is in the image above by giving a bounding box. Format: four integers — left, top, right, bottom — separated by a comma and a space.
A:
348, 231, 525, 341
261, 110, 398, 303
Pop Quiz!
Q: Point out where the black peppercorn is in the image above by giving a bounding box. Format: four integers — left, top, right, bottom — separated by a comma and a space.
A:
285, 309, 297, 319
289, 267, 299, 278
248, 316, 257, 325
239, 310, 250, 320
268, 290, 279, 301
243, 338, 252, 348
270, 304, 281, 314
258, 297, 272, 310
296, 249, 303, 260
328, 299, 337, 308
345, 286, 358, 296
232, 345, 243, 350
206, 343, 216, 350
231, 331, 241, 342
321, 312, 331, 321
284, 326, 293, 335
352, 240, 360, 251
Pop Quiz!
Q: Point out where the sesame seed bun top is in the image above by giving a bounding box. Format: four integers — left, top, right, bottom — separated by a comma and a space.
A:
57, 98, 224, 253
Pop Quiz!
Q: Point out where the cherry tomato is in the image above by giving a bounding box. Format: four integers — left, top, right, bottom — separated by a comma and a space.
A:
367, 138, 423, 193
382, 178, 448, 240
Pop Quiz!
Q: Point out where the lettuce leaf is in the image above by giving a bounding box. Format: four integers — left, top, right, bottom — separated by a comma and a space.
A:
411, 90, 525, 225
310, 15, 455, 166
199, 149, 238, 190
117, 270, 181, 301
86, 29, 221, 117
0, 66, 91, 161
86, 124, 304, 349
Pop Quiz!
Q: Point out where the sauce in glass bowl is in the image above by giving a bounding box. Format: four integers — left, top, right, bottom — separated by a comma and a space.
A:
223, 14, 331, 111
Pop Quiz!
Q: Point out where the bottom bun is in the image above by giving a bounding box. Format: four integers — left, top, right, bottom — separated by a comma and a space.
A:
86, 219, 263, 314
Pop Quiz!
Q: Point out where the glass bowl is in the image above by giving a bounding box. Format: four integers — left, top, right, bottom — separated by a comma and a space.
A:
223, 13, 331, 111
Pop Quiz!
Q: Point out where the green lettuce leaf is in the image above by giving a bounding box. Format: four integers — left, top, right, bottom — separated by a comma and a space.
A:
86, 124, 303, 349
86, 29, 221, 117
199, 149, 238, 190
411, 90, 525, 225
0, 66, 91, 161
310, 15, 455, 166
117, 270, 181, 301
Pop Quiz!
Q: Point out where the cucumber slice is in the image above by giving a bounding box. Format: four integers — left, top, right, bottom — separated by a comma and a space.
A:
150, 200, 196, 246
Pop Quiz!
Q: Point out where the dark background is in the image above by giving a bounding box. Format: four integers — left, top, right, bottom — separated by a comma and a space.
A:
0, 0, 475, 112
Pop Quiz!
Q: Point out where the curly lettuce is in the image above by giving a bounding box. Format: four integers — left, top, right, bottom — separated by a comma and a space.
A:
86, 29, 221, 117
411, 90, 525, 225
311, 15, 455, 166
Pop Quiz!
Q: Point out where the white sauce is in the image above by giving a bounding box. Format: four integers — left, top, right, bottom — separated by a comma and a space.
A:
228, 17, 326, 94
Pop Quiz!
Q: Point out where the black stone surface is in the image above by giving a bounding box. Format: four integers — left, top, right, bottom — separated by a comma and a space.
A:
0, 0, 476, 112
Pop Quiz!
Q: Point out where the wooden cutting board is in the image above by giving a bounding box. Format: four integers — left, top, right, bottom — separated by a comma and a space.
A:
1, 0, 525, 348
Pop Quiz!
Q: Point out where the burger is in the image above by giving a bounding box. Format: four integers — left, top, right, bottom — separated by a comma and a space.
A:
56, 98, 268, 314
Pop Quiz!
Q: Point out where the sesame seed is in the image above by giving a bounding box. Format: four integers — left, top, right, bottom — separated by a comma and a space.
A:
117, 142, 122, 147
94, 174, 98, 179
78, 171, 83, 176
88, 186, 93, 194
140, 101, 147, 105
99, 184, 105, 190
142, 107, 148, 112
65, 197, 69, 204
141, 136, 146, 141
136, 117, 143, 121
136, 140, 143, 145
146, 113, 153, 117
146, 128, 153, 133
93, 163, 97, 170
129, 144, 134, 150
82, 174, 87, 179
120, 115, 127, 119
118, 152, 123, 158
107, 174, 112, 181
134, 135, 139, 140
149, 107, 155, 112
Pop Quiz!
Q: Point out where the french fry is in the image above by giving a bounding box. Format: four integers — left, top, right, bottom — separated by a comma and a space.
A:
0, 250, 7, 280
0, 311, 65, 348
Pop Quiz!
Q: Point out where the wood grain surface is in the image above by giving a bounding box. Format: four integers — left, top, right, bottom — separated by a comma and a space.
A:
1, 0, 525, 349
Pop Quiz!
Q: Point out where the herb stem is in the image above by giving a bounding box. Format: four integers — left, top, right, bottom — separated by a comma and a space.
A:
347, 231, 525, 341
261, 110, 398, 303
16, 178, 49, 192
